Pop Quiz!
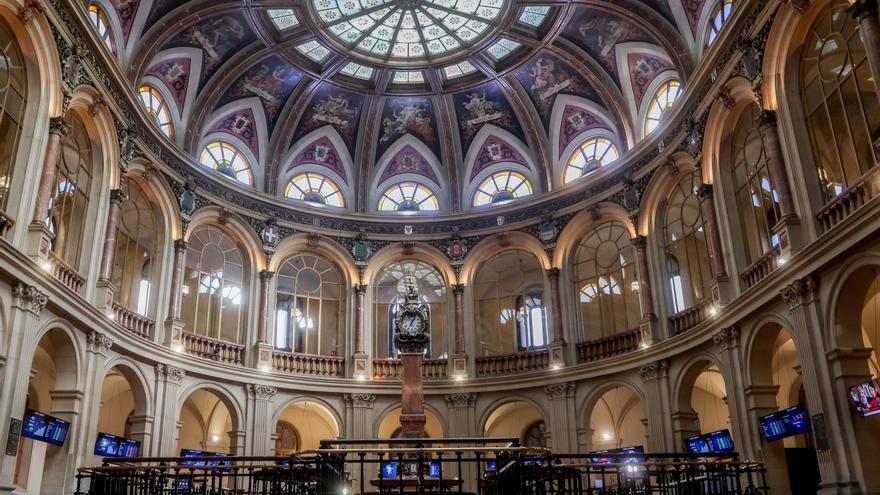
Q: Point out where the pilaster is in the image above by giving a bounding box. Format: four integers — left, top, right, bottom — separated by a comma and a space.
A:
639, 359, 673, 450
544, 382, 577, 452
153, 364, 185, 456
344, 393, 376, 439
245, 384, 277, 456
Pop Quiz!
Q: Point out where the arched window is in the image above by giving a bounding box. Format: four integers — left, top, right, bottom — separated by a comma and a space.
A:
199, 141, 254, 186
284, 172, 345, 207
181, 226, 246, 343
705, 0, 733, 46
726, 103, 780, 264
663, 173, 712, 313
111, 181, 159, 316
800, 1, 880, 202
645, 79, 681, 135
138, 86, 173, 139
572, 221, 641, 338
88, 3, 114, 51
373, 261, 447, 358
472, 170, 533, 207
378, 182, 439, 212
0, 19, 27, 213
565, 137, 620, 183
46, 114, 94, 269
474, 250, 547, 354
275, 254, 344, 355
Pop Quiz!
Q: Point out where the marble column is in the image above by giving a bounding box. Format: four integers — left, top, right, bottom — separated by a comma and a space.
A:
354, 284, 367, 354
632, 236, 655, 317
445, 393, 478, 491
245, 384, 277, 456
98, 189, 127, 281
695, 184, 727, 277
758, 110, 796, 219
167, 239, 188, 322
452, 284, 465, 354
31, 117, 69, 224
850, 0, 880, 98
546, 269, 564, 342
344, 393, 376, 439
257, 271, 274, 344
744, 384, 789, 494
73, 331, 114, 486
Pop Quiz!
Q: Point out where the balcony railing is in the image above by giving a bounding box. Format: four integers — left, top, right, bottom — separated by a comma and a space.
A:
47, 251, 85, 293
816, 165, 880, 231
272, 350, 343, 377
0, 210, 13, 237
181, 332, 244, 365
740, 244, 781, 289
576, 328, 642, 363
111, 302, 154, 339
475, 349, 548, 377
668, 300, 711, 335
372, 358, 448, 380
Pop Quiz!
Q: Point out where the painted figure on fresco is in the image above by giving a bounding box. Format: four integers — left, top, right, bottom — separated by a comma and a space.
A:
312, 94, 359, 129
528, 58, 571, 101
462, 92, 504, 126
178, 16, 246, 66
380, 101, 435, 144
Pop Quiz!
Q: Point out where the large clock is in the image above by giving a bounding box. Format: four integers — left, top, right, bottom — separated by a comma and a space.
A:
396, 307, 427, 337
393, 284, 430, 353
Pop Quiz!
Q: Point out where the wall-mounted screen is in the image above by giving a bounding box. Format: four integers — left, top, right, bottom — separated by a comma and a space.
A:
21, 409, 69, 447
849, 379, 880, 417
94, 433, 141, 458
685, 430, 734, 453
590, 445, 646, 464
179, 449, 230, 468
760, 405, 812, 441
685, 435, 709, 454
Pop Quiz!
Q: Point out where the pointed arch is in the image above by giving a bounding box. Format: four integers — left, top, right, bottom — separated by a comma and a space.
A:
280, 127, 355, 201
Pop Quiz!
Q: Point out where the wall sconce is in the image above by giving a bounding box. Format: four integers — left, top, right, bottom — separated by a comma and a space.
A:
630, 281, 640, 294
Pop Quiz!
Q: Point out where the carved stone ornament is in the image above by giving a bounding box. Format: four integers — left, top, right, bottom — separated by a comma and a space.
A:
155, 364, 185, 384
545, 382, 576, 399
109, 188, 128, 205
639, 359, 670, 382
18, 0, 46, 24
12, 282, 48, 315
345, 393, 376, 408
445, 393, 477, 408
87, 330, 114, 355
713, 326, 740, 351
247, 383, 277, 400
48, 116, 71, 136
780, 275, 818, 309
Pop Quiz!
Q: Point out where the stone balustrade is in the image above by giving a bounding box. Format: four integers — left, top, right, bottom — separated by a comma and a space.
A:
576, 328, 642, 363
816, 166, 880, 231
48, 251, 85, 293
112, 302, 154, 338
372, 358, 448, 380
668, 300, 711, 335
475, 349, 549, 377
181, 331, 244, 365
272, 350, 344, 377
740, 244, 781, 289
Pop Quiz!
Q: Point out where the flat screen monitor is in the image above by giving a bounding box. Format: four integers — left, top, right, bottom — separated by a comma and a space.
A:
380, 461, 397, 478
94, 433, 141, 458
685, 435, 710, 454
849, 379, 880, 417
704, 430, 735, 452
22, 409, 69, 447
760, 412, 787, 441
428, 461, 441, 478
485, 460, 497, 471
761, 406, 811, 441
590, 446, 646, 464
117, 439, 141, 458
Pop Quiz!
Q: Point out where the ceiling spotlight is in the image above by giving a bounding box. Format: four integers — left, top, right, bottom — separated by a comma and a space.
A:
211, 435, 220, 443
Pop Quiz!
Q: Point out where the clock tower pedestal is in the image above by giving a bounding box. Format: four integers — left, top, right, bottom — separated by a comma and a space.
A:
399, 352, 426, 437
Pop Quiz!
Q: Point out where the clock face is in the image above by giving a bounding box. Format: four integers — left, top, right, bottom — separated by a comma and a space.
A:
399, 310, 426, 335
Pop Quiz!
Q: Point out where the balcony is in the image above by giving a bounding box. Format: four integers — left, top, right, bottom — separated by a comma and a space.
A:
816, 165, 880, 231
272, 350, 344, 377
47, 251, 85, 293
740, 244, 781, 289
372, 358, 448, 380
475, 349, 548, 377
668, 300, 711, 335
576, 328, 642, 363
181, 332, 244, 366
111, 302, 154, 339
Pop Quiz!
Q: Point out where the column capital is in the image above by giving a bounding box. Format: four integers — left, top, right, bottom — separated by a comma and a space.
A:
109, 188, 128, 205
246, 383, 277, 400
259, 270, 275, 283
849, 0, 878, 20
639, 358, 670, 382
544, 382, 576, 399
445, 392, 477, 408
87, 329, 114, 356
12, 282, 49, 315
780, 274, 818, 309
713, 325, 740, 351
695, 183, 714, 200
546, 267, 561, 280
155, 363, 185, 384
631, 235, 648, 250
173, 239, 188, 253
451, 283, 465, 295
48, 116, 71, 136
354, 283, 368, 295
758, 109, 777, 128
345, 393, 376, 408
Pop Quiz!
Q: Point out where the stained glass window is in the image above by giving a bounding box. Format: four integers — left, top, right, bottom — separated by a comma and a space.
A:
296, 40, 331, 62
393, 71, 425, 84
518, 6, 549, 27
378, 181, 439, 212
139, 86, 173, 138
313, 0, 505, 60
645, 79, 681, 134
199, 141, 254, 186
487, 38, 520, 60
472, 170, 532, 206
564, 138, 619, 183
88, 3, 113, 50
443, 60, 477, 79
705, 0, 733, 46
284, 172, 345, 207
339, 62, 374, 79
268, 9, 300, 30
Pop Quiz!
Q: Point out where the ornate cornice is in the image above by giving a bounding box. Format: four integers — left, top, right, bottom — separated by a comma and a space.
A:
639, 359, 670, 382
345, 393, 376, 408
87, 330, 114, 356
780, 275, 818, 309
246, 383, 277, 400
544, 382, 576, 399
713, 326, 740, 351
12, 282, 48, 315
155, 363, 185, 384
445, 393, 477, 408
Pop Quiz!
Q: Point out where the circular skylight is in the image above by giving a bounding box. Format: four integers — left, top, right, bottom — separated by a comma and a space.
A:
312, 0, 508, 62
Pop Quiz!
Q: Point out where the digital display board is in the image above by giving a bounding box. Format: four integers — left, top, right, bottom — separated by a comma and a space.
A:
590, 445, 646, 464
380, 461, 398, 478
685, 430, 734, 453
428, 461, 441, 477
94, 433, 141, 458
21, 410, 69, 447
760, 406, 811, 442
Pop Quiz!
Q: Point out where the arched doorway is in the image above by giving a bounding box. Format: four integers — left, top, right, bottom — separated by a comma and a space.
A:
482, 400, 546, 446
587, 386, 647, 453
177, 389, 240, 456
95, 365, 150, 459
274, 400, 340, 454
675, 360, 732, 450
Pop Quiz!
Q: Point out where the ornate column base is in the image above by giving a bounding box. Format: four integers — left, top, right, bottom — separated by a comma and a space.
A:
709, 273, 731, 306
639, 314, 657, 346
352, 352, 370, 380
451, 353, 468, 379
548, 340, 566, 368
254, 342, 274, 372
773, 214, 803, 261
25, 221, 53, 266
163, 318, 185, 349
94, 279, 117, 316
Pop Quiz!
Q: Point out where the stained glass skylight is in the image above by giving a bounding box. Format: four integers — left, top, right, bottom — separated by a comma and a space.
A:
393, 71, 425, 83
312, 0, 508, 61
296, 40, 331, 62
268, 9, 300, 30
443, 60, 477, 78
518, 6, 549, 27
340, 61, 375, 79
487, 38, 520, 60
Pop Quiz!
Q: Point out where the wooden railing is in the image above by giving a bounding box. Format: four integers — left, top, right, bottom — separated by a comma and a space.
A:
668, 300, 711, 335
475, 349, 548, 377
740, 244, 781, 289
576, 328, 642, 363
0, 210, 13, 237
372, 358, 448, 380
47, 251, 85, 293
816, 165, 880, 231
272, 351, 344, 377
181, 332, 244, 365
111, 302, 154, 339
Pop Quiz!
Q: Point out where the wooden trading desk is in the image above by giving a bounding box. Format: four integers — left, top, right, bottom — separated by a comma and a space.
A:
370, 476, 463, 492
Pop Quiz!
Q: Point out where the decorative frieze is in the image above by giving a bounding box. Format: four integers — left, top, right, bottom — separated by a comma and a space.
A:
640, 359, 670, 382
345, 393, 376, 408
713, 326, 741, 351
445, 393, 477, 408
246, 384, 277, 401
12, 282, 48, 315
780, 275, 818, 309
155, 364, 185, 384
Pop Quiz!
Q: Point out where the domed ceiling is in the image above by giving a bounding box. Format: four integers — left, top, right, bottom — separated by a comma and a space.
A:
91, 0, 712, 214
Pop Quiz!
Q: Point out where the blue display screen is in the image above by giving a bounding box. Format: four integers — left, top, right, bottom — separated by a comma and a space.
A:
380, 461, 397, 478
705, 430, 735, 452
485, 460, 497, 471
95, 433, 141, 458
761, 406, 811, 442
22, 409, 69, 447
428, 461, 441, 477
590, 446, 646, 463
685, 435, 710, 453
179, 449, 230, 468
